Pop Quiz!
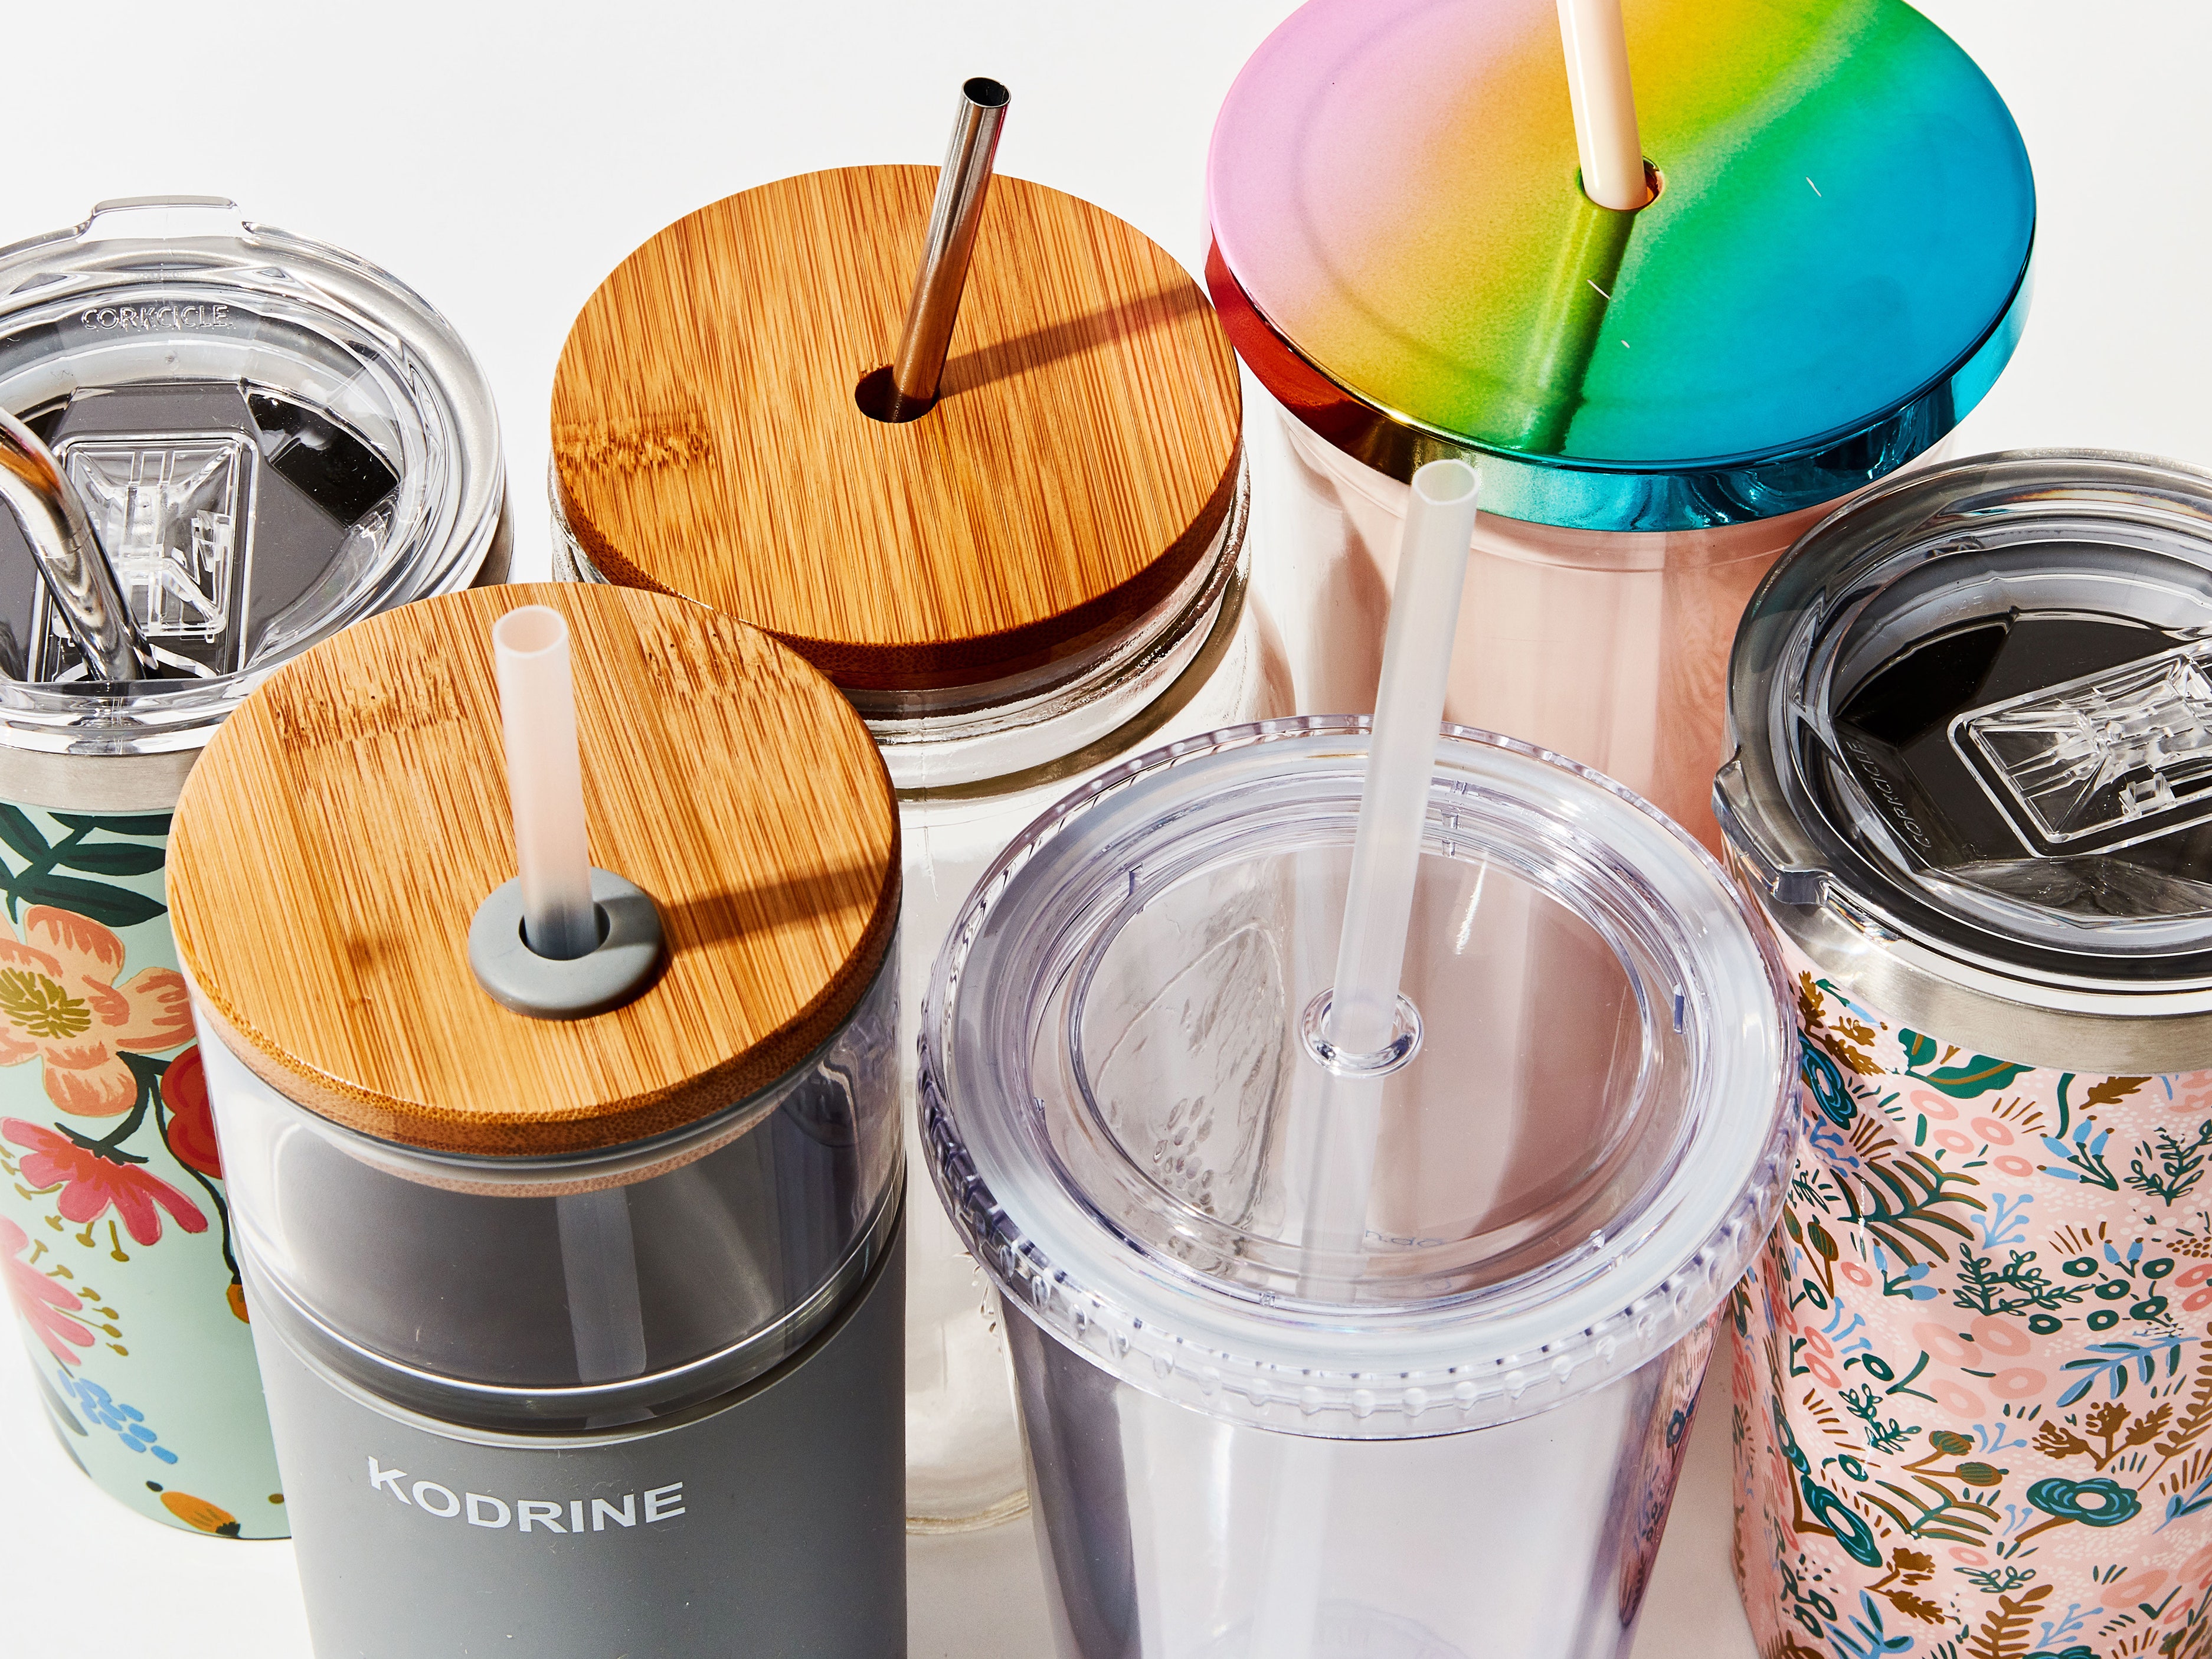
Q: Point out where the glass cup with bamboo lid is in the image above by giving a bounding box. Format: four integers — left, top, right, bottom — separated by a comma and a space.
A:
548, 80, 1291, 1529
166, 584, 906, 1655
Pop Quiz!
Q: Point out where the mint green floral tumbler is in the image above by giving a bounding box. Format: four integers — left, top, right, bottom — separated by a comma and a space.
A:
0, 198, 504, 1536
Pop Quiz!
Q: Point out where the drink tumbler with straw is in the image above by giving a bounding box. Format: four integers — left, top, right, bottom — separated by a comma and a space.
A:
1205, 0, 2034, 849
167, 584, 905, 1655
920, 463, 1794, 1658
0, 197, 503, 1539
549, 81, 1291, 1530
1717, 453, 2212, 1654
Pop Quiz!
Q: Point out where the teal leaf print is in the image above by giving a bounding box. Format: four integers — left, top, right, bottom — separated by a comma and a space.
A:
1900, 1029, 1938, 1070
9, 873, 164, 928
51, 842, 166, 878
50, 812, 172, 836
2055, 1336, 2192, 1408
0, 811, 171, 924
1913, 1055, 2034, 1098
0, 805, 48, 863
1826, 1590, 1913, 1656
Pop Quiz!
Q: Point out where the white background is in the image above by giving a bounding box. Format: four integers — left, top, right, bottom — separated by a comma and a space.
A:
1, 1, 2208, 1654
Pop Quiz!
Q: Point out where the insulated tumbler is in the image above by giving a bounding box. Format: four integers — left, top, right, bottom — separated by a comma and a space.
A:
549, 163, 1291, 1527
166, 584, 905, 1654
920, 716, 1794, 1657
1719, 454, 2212, 1654
0, 197, 503, 1538
1205, 0, 2034, 849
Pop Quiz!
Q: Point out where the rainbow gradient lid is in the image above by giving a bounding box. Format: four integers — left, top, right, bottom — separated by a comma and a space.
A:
1207, 0, 2034, 532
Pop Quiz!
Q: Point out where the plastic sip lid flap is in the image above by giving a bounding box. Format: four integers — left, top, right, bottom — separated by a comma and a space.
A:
1206, 0, 2035, 532
1722, 452, 2212, 1064
920, 718, 1792, 1436
0, 198, 504, 753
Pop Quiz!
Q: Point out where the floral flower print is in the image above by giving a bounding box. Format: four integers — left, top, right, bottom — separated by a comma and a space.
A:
0, 906, 190, 1115
54, 1372, 177, 1464
4, 1118, 205, 1245
158, 1046, 218, 1179
1, 1214, 93, 1365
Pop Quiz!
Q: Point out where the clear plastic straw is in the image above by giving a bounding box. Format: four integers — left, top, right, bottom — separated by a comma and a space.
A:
1322, 459, 1483, 1056
1249, 460, 1480, 1659
492, 606, 598, 961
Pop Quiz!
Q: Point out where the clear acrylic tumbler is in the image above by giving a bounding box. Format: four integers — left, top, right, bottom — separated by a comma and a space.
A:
920, 717, 1795, 1657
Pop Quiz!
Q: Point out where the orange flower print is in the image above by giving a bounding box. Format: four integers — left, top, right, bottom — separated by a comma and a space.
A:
0, 906, 191, 1116
1, 1215, 93, 1366
4, 1119, 206, 1245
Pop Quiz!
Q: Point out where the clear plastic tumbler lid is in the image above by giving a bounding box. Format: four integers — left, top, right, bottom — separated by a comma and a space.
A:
920, 718, 1791, 1436
1205, 0, 2033, 531
0, 198, 503, 752
1723, 451, 2212, 1012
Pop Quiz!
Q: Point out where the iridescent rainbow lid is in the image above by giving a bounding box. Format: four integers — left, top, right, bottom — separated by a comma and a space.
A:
1206, 0, 2034, 532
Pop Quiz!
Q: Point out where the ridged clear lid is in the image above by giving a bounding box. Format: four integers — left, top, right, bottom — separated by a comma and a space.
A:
920, 718, 1791, 1436
0, 198, 503, 752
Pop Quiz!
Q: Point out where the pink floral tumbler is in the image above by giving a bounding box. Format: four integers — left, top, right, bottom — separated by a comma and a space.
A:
1720, 453, 2212, 1653
0, 199, 503, 1537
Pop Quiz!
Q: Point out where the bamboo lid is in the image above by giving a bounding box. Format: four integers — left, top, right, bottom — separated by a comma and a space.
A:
167, 583, 899, 1157
551, 165, 1242, 692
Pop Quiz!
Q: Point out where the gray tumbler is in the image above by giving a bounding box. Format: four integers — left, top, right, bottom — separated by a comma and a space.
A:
166, 583, 906, 1655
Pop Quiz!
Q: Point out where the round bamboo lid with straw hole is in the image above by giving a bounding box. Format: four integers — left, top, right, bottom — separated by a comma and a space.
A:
550, 165, 1242, 692
167, 583, 899, 1158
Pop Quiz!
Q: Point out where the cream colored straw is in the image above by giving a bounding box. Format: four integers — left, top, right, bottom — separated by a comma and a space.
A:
493, 606, 598, 961
1556, 0, 1651, 210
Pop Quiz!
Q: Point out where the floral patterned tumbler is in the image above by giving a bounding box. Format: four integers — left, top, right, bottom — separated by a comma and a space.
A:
1717, 453, 2212, 1654
0, 199, 503, 1537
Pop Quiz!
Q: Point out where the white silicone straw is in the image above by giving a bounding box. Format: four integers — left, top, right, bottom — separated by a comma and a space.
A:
1556, 0, 1651, 211
492, 606, 598, 961
1322, 459, 1483, 1055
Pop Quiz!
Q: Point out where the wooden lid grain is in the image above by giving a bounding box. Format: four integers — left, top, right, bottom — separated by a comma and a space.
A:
550, 166, 1242, 692
168, 583, 898, 1158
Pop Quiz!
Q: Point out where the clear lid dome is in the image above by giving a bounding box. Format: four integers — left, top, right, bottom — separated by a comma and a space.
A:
920, 718, 1791, 1436
0, 198, 503, 753
1723, 451, 2212, 1004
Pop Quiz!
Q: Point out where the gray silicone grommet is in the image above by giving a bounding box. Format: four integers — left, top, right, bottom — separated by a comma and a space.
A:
467, 868, 665, 1019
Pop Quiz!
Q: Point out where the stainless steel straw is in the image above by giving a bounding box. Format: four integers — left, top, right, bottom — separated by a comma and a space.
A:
0, 408, 158, 682
886, 77, 1010, 421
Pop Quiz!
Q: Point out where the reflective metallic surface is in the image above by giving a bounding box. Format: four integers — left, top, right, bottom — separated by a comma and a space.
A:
888, 77, 1010, 420
0, 407, 156, 681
